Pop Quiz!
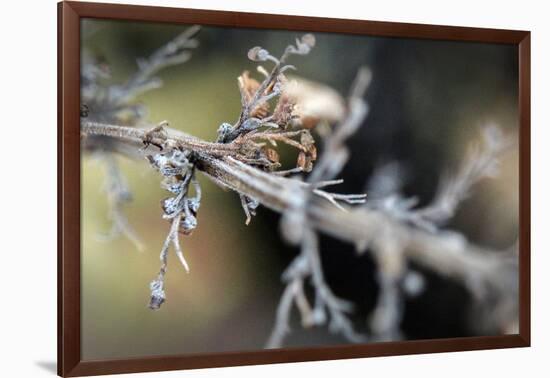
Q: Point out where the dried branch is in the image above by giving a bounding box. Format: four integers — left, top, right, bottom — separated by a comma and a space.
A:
266, 227, 366, 348
82, 26, 200, 124
82, 26, 202, 294
82, 115, 517, 332
308, 67, 371, 183
97, 153, 144, 251
119, 25, 201, 105
415, 125, 513, 226
267, 68, 371, 346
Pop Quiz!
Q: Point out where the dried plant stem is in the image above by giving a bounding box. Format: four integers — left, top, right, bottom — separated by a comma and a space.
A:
82, 121, 239, 157
82, 120, 514, 305
266, 279, 300, 348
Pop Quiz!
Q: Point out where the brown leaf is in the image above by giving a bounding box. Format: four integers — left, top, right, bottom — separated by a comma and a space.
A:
238, 71, 270, 118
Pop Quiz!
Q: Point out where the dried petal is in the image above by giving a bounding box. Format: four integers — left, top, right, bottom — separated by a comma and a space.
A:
297, 151, 307, 170
272, 94, 295, 127
238, 71, 270, 118
264, 148, 280, 163
308, 145, 317, 161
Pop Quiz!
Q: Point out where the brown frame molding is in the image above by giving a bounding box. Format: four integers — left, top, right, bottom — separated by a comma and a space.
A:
58, 1, 531, 376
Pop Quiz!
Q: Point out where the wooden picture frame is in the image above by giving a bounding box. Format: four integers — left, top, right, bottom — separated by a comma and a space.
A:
58, 1, 530, 376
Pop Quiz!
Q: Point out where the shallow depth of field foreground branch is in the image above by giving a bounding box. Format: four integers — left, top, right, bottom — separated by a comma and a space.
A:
80, 27, 518, 348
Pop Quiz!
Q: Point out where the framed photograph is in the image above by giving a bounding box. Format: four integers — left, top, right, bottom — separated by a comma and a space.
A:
58, 1, 530, 376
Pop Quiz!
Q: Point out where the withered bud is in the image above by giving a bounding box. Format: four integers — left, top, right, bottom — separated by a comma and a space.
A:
248, 46, 270, 62
180, 213, 197, 235
300, 34, 316, 48
292, 34, 316, 55
149, 279, 166, 310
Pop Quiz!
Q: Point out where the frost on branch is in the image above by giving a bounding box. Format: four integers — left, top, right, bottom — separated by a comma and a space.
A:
80, 29, 518, 346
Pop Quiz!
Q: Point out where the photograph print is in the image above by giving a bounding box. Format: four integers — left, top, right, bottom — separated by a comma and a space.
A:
79, 18, 520, 360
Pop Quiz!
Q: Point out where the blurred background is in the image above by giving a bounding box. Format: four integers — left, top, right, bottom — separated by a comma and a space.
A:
81, 19, 518, 360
